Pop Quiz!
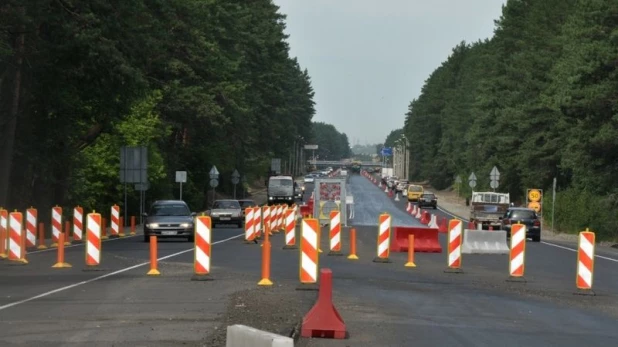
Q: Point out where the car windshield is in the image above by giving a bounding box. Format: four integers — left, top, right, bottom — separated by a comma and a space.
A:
213, 201, 240, 209
422, 194, 435, 199
409, 186, 423, 192
150, 204, 190, 216
270, 178, 293, 186
510, 210, 536, 219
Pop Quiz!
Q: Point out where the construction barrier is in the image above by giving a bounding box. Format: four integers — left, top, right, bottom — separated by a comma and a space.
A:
428, 214, 439, 228
73, 206, 84, 242
328, 211, 342, 255
110, 205, 120, 237
461, 229, 510, 254
147, 235, 160, 276
25, 208, 37, 248
244, 207, 255, 242
415, 207, 422, 219
51, 206, 62, 247
258, 228, 273, 286
101, 217, 109, 240
37, 223, 47, 250
283, 208, 297, 249
252, 207, 261, 239
347, 228, 358, 260
406, 202, 412, 214
8, 211, 27, 263
420, 211, 430, 225
445, 219, 463, 272
508, 223, 526, 280
438, 217, 448, 233
262, 206, 271, 236
300, 205, 312, 218
299, 218, 319, 286
130, 216, 136, 235
390, 226, 442, 253
300, 268, 347, 339
192, 216, 211, 280
226, 325, 293, 347
373, 213, 391, 263
277, 205, 284, 232
0, 209, 7, 259
405, 235, 416, 267
85, 212, 102, 270
52, 232, 72, 268
576, 229, 595, 292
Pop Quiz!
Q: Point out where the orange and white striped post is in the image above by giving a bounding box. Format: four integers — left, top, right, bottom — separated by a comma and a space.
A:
244, 207, 255, 243
328, 210, 342, 256
269, 205, 277, 233
445, 219, 463, 273
507, 223, 526, 282
8, 211, 28, 264
51, 206, 62, 247
25, 208, 37, 248
298, 218, 319, 289
110, 205, 121, 237
373, 213, 391, 263
276, 205, 284, 232
0, 208, 7, 259
576, 229, 595, 294
37, 222, 47, 249
262, 206, 271, 237
73, 206, 84, 242
192, 216, 212, 280
283, 208, 297, 249
84, 212, 102, 270
252, 207, 261, 239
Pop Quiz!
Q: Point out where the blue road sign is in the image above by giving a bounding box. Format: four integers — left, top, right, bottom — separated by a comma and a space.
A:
381, 147, 393, 156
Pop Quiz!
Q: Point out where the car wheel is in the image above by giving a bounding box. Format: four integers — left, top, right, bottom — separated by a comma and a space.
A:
237, 223, 243, 228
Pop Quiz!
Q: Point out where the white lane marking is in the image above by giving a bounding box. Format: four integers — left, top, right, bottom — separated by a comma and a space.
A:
437, 205, 618, 263
28, 234, 139, 255
0, 233, 244, 312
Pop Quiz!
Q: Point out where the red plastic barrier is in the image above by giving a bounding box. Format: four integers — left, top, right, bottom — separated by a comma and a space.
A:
390, 226, 442, 253
420, 211, 430, 224
301, 268, 347, 339
467, 221, 476, 229
300, 205, 312, 217
438, 217, 448, 233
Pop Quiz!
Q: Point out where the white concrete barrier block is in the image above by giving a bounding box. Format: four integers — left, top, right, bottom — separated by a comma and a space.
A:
226, 324, 294, 347
462, 229, 510, 254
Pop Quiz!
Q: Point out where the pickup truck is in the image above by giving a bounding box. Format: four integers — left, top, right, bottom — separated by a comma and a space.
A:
469, 191, 510, 230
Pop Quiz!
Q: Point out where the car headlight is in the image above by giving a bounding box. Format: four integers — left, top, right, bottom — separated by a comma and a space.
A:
180, 223, 192, 228
269, 196, 273, 200
147, 223, 159, 228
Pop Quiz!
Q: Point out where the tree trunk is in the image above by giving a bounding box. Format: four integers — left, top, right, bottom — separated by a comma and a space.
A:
0, 29, 25, 207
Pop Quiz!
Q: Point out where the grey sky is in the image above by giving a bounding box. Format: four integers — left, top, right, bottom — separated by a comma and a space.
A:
274, 0, 507, 145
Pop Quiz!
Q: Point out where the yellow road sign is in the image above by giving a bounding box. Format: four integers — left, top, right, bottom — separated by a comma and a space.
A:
528, 189, 542, 202
528, 201, 541, 213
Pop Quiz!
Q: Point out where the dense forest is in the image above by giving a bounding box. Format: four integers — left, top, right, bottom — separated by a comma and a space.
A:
310, 122, 351, 161
399, 0, 618, 240
0, 0, 321, 215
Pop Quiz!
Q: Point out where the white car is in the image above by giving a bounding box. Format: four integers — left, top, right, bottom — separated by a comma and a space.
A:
304, 175, 315, 183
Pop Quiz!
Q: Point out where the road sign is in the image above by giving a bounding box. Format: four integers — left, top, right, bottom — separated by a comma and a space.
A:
134, 183, 149, 191
231, 169, 240, 185
468, 172, 477, 188
455, 175, 462, 184
380, 147, 393, 156
270, 158, 281, 174
490, 166, 500, 180
489, 180, 499, 189
304, 144, 318, 150
528, 189, 542, 202
209, 166, 219, 179
209, 179, 219, 188
528, 201, 541, 213
175, 171, 187, 183
120, 146, 148, 183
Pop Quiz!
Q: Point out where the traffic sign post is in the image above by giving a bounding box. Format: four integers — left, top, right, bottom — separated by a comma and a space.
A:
468, 172, 477, 189
209, 166, 219, 206
490, 166, 500, 192
454, 175, 462, 201
526, 188, 543, 215
231, 169, 240, 199
176, 171, 187, 200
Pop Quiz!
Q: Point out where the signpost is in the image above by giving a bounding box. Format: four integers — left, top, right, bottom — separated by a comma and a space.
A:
552, 177, 557, 232
120, 146, 148, 225
526, 188, 543, 215
455, 175, 462, 200
490, 166, 500, 191
304, 145, 318, 165
176, 171, 187, 200
468, 172, 477, 189
271, 158, 281, 175
209, 166, 219, 206
231, 169, 240, 199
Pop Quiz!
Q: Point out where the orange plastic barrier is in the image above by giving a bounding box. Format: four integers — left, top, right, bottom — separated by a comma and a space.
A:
390, 226, 442, 253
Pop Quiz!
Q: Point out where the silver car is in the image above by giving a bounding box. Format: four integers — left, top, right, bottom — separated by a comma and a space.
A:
143, 200, 196, 242
207, 199, 243, 228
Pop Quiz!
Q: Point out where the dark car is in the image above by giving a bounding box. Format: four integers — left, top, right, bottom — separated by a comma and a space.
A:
143, 200, 196, 242
418, 193, 438, 209
500, 207, 541, 242
238, 199, 258, 217
207, 199, 243, 228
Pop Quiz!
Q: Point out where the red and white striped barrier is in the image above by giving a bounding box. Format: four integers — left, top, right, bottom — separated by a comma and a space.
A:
373, 213, 391, 263
508, 223, 526, 280
300, 218, 319, 285
283, 208, 297, 249
406, 202, 412, 214
576, 229, 595, 291
253, 206, 261, 238
270, 205, 278, 233
9, 211, 27, 263
428, 214, 439, 229
73, 206, 84, 242
51, 206, 62, 247
244, 207, 255, 242
193, 216, 212, 280
25, 208, 37, 248
278, 205, 285, 231
414, 206, 421, 219
110, 205, 120, 237
0, 209, 7, 259
262, 206, 271, 236
328, 210, 342, 255
445, 219, 463, 272
85, 212, 102, 268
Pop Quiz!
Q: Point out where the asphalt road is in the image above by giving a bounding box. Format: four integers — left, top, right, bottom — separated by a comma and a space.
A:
1, 174, 617, 347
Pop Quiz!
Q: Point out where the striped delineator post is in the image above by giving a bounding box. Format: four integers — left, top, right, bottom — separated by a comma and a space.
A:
192, 216, 213, 280
444, 219, 463, 273
373, 213, 391, 263
428, 214, 439, 229
269, 205, 277, 233
298, 218, 320, 290
244, 208, 255, 243
283, 208, 297, 249
507, 223, 526, 282
25, 208, 37, 248
406, 202, 412, 214
73, 206, 84, 242
414, 206, 421, 219
328, 210, 343, 256
252, 207, 261, 239
84, 212, 102, 270
51, 206, 62, 247
8, 211, 28, 264
262, 206, 271, 236
277, 204, 285, 232
110, 205, 120, 237
576, 229, 595, 294
0, 208, 7, 259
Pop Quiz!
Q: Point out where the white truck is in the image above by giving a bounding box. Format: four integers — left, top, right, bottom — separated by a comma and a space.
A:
469, 191, 510, 230
381, 168, 393, 179
267, 175, 295, 206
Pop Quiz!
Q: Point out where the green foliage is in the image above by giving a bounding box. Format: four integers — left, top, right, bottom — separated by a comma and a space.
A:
311, 122, 351, 160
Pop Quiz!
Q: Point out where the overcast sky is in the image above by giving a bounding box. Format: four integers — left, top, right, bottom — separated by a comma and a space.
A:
274, 0, 507, 145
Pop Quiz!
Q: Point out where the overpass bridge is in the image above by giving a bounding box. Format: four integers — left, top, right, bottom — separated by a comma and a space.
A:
309, 160, 381, 167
